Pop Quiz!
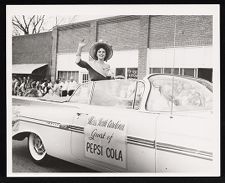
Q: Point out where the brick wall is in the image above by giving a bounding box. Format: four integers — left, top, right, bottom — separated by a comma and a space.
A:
97, 16, 140, 50
149, 15, 212, 48
55, 15, 212, 52
12, 32, 52, 64
12, 15, 212, 81
53, 15, 212, 81
51, 28, 58, 81
138, 16, 150, 79
57, 22, 91, 53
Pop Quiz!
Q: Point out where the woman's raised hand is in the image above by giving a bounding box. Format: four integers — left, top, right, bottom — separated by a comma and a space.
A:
75, 39, 87, 61
78, 39, 87, 48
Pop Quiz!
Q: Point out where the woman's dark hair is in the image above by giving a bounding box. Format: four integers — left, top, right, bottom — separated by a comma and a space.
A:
94, 47, 108, 61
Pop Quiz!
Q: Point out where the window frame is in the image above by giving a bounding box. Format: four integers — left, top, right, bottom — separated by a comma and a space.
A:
115, 67, 126, 78
82, 73, 89, 83
133, 80, 145, 110
127, 67, 138, 79
145, 74, 213, 112
69, 81, 94, 104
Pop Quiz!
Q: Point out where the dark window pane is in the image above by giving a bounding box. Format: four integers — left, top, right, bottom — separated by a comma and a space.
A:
169, 68, 180, 75
58, 71, 63, 79
164, 68, 171, 74
68, 72, 72, 81
116, 68, 125, 77
152, 68, 162, 73
82, 74, 89, 83
183, 68, 194, 76
198, 68, 213, 82
173, 68, 179, 75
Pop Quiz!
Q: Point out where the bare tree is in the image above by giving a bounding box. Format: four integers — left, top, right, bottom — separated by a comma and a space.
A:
12, 15, 45, 35
46, 15, 78, 31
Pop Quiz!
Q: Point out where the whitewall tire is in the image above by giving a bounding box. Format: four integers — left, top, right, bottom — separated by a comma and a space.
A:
28, 133, 47, 164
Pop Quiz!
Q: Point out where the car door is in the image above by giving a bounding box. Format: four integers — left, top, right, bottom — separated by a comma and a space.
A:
155, 111, 214, 173
146, 75, 215, 173
71, 81, 158, 172
69, 82, 93, 162
69, 82, 127, 172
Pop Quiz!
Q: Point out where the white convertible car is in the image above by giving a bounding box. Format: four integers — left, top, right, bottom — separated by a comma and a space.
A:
12, 74, 216, 173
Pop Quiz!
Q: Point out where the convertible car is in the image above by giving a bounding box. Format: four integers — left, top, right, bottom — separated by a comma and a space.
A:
12, 74, 217, 173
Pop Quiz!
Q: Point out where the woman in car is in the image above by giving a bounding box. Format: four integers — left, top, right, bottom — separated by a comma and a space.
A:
75, 39, 114, 81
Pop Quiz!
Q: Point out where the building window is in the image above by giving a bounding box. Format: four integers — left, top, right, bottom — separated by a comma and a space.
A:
183, 68, 195, 77
71, 71, 79, 82
58, 71, 79, 82
149, 68, 164, 74
82, 73, 89, 83
58, 71, 67, 81
163, 68, 180, 75
198, 68, 213, 82
152, 68, 162, 74
163, 68, 172, 74
173, 68, 180, 75
148, 68, 212, 82
115, 68, 126, 78
127, 68, 138, 79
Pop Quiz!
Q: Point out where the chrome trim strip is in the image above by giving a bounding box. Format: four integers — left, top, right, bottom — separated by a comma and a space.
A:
20, 115, 61, 126
68, 125, 84, 131
157, 142, 213, 157
127, 141, 155, 149
127, 136, 155, 148
68, 126, 84, 134
19, 119, 61, 130
16, 116, 213, 161
156, 147, 213, 161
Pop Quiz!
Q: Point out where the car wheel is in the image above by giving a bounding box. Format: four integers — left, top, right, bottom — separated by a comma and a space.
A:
28, 133, 47, 164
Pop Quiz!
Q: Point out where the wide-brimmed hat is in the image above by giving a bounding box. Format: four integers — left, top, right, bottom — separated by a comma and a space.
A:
89, 40, 113, 61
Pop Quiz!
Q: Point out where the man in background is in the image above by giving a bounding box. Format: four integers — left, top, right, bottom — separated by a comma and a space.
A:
67, 77, 78, 96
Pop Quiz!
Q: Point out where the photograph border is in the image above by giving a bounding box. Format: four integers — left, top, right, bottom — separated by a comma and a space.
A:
3, 3, 222, 181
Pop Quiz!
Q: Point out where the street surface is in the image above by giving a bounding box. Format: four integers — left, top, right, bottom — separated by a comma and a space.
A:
12, 138, 96, 173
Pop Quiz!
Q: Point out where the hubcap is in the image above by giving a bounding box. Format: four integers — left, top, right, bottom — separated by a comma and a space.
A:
32, 134, 45, 155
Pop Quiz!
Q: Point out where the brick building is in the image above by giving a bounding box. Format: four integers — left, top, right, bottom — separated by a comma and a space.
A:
12, 15, 213, 83
12, 32, 52, 80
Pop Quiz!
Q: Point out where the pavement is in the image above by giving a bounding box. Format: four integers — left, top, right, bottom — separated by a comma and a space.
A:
12, 138, 96, 173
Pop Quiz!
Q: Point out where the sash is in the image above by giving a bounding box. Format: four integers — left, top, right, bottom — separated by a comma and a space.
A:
88, 60, 109, 77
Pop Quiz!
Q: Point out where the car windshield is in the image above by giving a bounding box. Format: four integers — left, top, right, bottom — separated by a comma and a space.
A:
39, 93, 69, 103
147, 75, 213, 112
69, 82, 92, 104
91, 80, 139, 109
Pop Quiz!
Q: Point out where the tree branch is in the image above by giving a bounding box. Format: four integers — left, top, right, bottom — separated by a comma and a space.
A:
12, 15, 45, 35
32, 16, 40, 34
27, 15, 35, 28
37, 15, 45, 33
22, 15, 28, 32
12, 16, 28, 34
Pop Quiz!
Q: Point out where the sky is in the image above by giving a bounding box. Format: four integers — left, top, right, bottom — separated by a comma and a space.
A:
10, 5, 219, 35
12, 15, 113, 35
43, 15, 113, 31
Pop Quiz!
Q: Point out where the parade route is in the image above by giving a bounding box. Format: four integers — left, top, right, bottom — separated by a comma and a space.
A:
12, 139, 95, 173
